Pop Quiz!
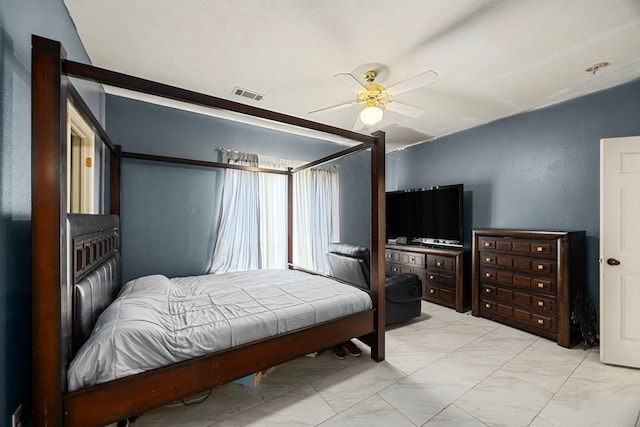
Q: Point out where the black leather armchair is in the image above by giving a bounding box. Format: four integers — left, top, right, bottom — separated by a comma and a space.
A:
326, 243, 422, 325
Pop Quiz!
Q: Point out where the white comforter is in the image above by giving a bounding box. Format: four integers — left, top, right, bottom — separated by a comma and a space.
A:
67, 269, 372, 391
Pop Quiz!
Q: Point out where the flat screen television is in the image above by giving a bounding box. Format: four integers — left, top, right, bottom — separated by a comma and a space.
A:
386, 184, 463, 247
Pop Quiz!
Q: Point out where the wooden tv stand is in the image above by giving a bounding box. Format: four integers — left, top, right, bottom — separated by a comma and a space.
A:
385, 244, 470, 312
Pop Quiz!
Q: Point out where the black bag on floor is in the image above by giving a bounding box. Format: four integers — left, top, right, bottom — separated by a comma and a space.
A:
571, 291, 599, 350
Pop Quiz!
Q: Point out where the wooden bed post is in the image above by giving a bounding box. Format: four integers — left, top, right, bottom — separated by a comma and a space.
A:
370, 131, 386, 361
110, 144, 122, 215
32, 35, 67, 427
287, 168, 293, 267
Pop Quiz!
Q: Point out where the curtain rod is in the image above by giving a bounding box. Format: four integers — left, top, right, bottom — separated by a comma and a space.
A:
292, 143, 371, 174
122, 151, 289, 175
218, 147, 243, 153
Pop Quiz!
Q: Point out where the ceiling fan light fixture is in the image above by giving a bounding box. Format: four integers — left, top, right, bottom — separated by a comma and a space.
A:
360, 105, 384, 125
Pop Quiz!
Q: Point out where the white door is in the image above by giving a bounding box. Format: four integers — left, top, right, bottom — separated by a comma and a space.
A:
600, 136, 640, 368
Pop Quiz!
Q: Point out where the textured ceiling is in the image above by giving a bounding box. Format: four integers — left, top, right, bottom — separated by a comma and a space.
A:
64, 0, 640, 151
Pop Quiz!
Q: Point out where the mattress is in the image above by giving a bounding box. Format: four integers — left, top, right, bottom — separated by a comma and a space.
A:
67, 268, 372, 391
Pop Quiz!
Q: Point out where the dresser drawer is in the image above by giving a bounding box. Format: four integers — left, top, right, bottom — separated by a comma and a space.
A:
387, 263, 412, 275
479, 238, 496, 250
531, 313, 556, 331
480, 268, 556, 295
479, 253, 556, 276
529, 242, 554, 256
480, 299, 557, 333
426, 255, 454, 271
530, 259, 554, 274
480, 284, 556, 313
386, 263, 400, 275
480, 284, 496, 297
509, 240, 554, 257
480, 299, 513, 317
532, 295, 555, 312
388, 263, 422, 277
479, 237, 516, 252
480, 253, 519, 268
385, 250, 401, 262
425, 284, 455, 301
516, 309, 557, 332
530, 278, 554, 294
401, 252, 425, 267
478, 237, 556, 258
425, 271, 455, 287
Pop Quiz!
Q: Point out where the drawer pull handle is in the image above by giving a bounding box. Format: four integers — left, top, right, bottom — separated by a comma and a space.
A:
538, 301, 544, 307
485, 288, 491, 293
537, 319, 544, 325
537, 264, 544, 270
429, 289, 435, 294
485, 272, 491, 278
410, 257, 415, 262
536, 246, 543, 252
436, 262, 442, 267
393, 267, 398, 272
537, 283, 545, 288
485, 303, 491, 308
484, 242, 490, 247
429, 275, 435, 280
486, 257, 491, 262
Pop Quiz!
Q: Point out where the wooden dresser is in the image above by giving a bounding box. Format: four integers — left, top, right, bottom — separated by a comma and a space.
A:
385, 244, 470, 312
471, 229, 586, 348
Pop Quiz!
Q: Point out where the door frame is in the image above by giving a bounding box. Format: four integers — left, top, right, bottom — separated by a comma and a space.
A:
67, 102, 95, 213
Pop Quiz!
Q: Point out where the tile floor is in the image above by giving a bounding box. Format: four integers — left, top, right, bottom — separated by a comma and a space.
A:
130, 301, 640, 427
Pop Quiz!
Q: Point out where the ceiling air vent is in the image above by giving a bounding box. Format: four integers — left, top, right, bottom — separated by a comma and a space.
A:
232, 86, 264, 101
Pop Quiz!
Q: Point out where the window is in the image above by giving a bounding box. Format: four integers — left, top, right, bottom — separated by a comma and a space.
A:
209, 151, 339, 274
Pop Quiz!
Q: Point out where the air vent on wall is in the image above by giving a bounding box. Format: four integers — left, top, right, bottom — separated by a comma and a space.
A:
232, 86, 264, 101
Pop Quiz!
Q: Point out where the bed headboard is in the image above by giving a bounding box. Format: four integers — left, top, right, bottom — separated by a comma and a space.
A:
63, 214, 121, 390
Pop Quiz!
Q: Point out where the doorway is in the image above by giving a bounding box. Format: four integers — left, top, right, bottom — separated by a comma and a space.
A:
67, 102, 95, 213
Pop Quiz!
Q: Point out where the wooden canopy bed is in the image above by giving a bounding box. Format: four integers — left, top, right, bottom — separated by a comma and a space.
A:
31, 35, 387, 427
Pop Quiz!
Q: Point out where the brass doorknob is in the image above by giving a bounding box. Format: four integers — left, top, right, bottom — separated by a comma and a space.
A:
607, 258, 621, 266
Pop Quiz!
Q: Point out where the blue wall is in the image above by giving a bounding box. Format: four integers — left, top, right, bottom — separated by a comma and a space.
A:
387, 78, 640, 306
0, 0, 103, 423
337, 148, 372, 249
106, 95, 373, 281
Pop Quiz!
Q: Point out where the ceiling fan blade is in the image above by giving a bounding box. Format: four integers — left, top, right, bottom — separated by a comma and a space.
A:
385, 101, 424, 118
334, 72, 366, 93
386, 70, 439, 96
308, 100, 357, 115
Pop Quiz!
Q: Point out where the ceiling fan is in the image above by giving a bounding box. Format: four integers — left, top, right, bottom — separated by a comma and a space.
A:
309, 68, 439, 128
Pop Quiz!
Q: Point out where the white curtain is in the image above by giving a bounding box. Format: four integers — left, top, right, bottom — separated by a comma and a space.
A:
293, 165, 340, 274
209, 151, 259, 273
210, 150, 339, 274
258, 155, 296, 269
293, 170, 314, 269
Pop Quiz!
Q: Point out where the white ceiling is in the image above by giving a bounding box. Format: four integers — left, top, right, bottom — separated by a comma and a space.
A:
64, 0, 640, 152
